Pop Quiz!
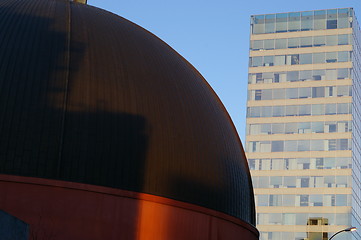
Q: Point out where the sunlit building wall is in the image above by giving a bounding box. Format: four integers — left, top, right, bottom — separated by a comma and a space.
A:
246, 8, 361, 240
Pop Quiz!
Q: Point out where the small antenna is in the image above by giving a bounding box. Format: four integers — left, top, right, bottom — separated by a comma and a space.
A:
72, 0, 87, 4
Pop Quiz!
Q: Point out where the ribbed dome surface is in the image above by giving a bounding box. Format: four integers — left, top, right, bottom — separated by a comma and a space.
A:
0, 0, 255, 224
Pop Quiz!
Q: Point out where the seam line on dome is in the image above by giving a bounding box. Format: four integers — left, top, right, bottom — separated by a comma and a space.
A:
57, 0, 72, 177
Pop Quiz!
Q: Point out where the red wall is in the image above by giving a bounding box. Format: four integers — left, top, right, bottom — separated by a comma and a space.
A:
0, 175, 258, 240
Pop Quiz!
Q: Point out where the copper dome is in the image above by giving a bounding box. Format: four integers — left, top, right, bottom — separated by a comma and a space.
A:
0, 0, 255, 224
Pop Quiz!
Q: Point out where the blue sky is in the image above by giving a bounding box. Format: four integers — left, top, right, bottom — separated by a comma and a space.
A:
87, 0, 361, 143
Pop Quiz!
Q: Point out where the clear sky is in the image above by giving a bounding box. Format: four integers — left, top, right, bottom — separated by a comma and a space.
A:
87, 0, 361, 143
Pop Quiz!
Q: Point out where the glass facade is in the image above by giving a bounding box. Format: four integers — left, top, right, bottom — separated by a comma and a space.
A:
251, 8, 352, 34
246, 8, 360, 240
250, 34, 352, 51
248, 68, 351, 84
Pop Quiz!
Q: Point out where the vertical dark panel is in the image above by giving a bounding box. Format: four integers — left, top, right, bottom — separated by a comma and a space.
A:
0, 0, 68, 177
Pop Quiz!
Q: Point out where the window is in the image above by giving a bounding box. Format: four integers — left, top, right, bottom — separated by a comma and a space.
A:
337, 121, 349, 132
251, 40, 264, 50
261, 124, 271, 134
247, 107, 260, 118
336, 195, 347, 206
269, 195, 282, 206
257, 159, 270, 170
324, 176, 335, 187
327, 20, 337, 29
310, 195, 323, 206
284, 177, 296, 188
255, 90, 262, 100
274, 55, 286, 65
283, 195, 295, 206
260, 141, 271, 152
301, 11, 313, 30
252, 176, 259, 188
248, 159, 256, 170
272, 123, 284, 134
313, 53, 325, 64
285, 105, 298, 116
326, 52, 337, 63
325, 104, 336, 115
301, 177, 309, 187
311, 140, 324, 151
314, 10, 326, 30
338, 139, 349, 150
277, 73, 287, 82
300, 37, 312, 47
326, 9, 337, 29
264, 39, 275, 50
257, 195, 269, 206
325, 86, 335, 97
263, 72, 274, 83
338, 51, 349, 62
298, 122, 311, 133
273, 106, 284, 117
338, 34, 349, 45
271, 159, 283, 170
288, 12, 301, 32
299, 195, 309, 207
312, 87, 324, 98
265, 14, 276, 33
259, 176, 270, 188
286, 88, 298, 99
299, 105, 311, 116
269, 213, 282, 225
276, 13, 288, 32
316, 158, 324, 169
298, 140, 310, 151
325, 122, 337, 133
256, 73, 263, 83
261, 89, 272, 100
287, 71, 298, 82
252, 15, 265, 34
337, 68, 349, 79
264, 56, 274, 66
288, 38, 299, 48
328, 139, 337, 151
323, 194, 335, 206
275, 39, 287, 49
285, 141, 297, 151
272, 141, 284, 152
326, 69, 337, 80
290, 54, 299, 65
312, 104, 324, 115
337, 12, 350, 28
336, 176, 348, 187
312, 177, 324, 188
337, 103, 349, 114
300, 70, 312, 81
337, 86, 349, 96
270, 176, 282, 188
300, 53, 312, 64
296, 214, 308, 225
261, 106, 272, 117
314, 36, 325, 46
313, 69, 325, 80
252, 57, 262, 67
326, 35, 337, 46
273, 88, 285, 99
248, 124, 260, 135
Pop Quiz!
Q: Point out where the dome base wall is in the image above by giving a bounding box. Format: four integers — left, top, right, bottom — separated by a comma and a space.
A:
0, 174, 258, 240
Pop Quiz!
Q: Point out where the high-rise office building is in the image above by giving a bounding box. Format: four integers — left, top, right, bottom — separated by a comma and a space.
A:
246, 8, 361, 240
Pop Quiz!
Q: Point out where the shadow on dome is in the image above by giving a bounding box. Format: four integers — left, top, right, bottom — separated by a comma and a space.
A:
0, 4, 150, 239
